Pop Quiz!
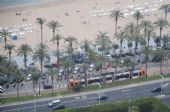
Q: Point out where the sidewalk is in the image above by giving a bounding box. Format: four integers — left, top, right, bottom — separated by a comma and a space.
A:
2, 78, 170, 107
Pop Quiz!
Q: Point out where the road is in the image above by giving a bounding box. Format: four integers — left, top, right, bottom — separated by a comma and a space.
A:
1, 80, 170, 112
3, 60, 170, 96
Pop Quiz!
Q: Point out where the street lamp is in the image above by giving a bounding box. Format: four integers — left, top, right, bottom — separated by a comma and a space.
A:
97, 82, 101, 105
59, 80, 61, 98
160, 75, 165, 96
33, 92, 36, 112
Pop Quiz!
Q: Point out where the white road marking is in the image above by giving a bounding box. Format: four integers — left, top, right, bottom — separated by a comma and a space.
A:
122, 89, 131, 92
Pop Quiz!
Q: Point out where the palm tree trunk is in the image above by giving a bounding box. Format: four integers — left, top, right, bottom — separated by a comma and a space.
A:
17, 83, 19, 98
33, 81, 35, 94
102, 50, 105, 83
57, 41, 59, 64
147, 37, 150, 47
9, 51, 11, 61
165, 9, 167, 22
65, 66, 70, 92
145, 55, 148, 78
39, 61, 43, 95
4, 37, 7, 50
115, 20, 118, 34
112, 67, 115, 83
41, 26, 43, 44
85, 71, 87, 87
53, 30, 55, 44
24, 56, 27, 69
160, 28, 162, 47
120, 41, 122, 61
160, 59, 163, 75
144, 29, 146, 40
52, 75, 54, 96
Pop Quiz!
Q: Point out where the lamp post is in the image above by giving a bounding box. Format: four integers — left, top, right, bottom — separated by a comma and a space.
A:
97, 83, 101, 105
59, 80, 61, 98
160, 75, 165, 96
33, 92, 36, 112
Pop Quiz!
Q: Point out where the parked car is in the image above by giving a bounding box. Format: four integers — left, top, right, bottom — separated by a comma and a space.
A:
59, 69, 64, 76
66, 67, 72, 74
89, 64, 95, 72
43, 84, 52, 89
41, 73, 47, 80
0, 86, 4, 93
151, 87, 162, 93
103, 63, 110, 70
48, 99, 65, 110
73, 67, 80, 74
26, 74, 32, 81
79, 67, 85, 74
106, 55, 112, 60
52, 63, 60, 68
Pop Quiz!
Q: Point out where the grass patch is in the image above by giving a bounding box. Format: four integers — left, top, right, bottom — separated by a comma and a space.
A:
1, 74, 170, 104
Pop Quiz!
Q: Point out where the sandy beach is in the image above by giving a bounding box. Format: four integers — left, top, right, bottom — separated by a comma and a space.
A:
0, 0, 169, 55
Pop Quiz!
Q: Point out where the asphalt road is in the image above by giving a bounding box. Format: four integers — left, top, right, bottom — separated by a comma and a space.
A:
3, 60, 170, 96
1, 80, 170, 112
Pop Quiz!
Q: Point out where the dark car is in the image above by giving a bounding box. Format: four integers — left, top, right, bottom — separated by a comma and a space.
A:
151, 87, 162, 93
97, 93, 108, 100
43, 84, 52, 89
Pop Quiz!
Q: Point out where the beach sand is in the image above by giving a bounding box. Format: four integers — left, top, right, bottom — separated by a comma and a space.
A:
0, 0, 169, 55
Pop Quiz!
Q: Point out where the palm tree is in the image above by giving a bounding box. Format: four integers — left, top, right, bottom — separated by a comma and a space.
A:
36, 18, 46, 44
123, 57, 135, 79
154, 48, 166, 75
33, 43, 50, 95
29, 67, 40, 94
133, 11, 144, 27
52, 34, 62, 63
17, 44, 33, 69
64, 36, 78, 64
48, 68, 56, 96
140, 20, 152, 41
6, 44, 15, 61
110, 9, 124, 34
96, 31, 111, 83
162, 34, 170, 50
0, 55, 11, 76
82, 39, 90, 53
47, 20, 62, 44
115, 29, 127, 60
154, 18, 169, 43
113, 43, 119, 53
110, 58, 119, 82
0, 29, 11, 50
154, 36, 161, 47
159, 4, 170, 21
133, 11, 143, 53
125, 22, 135, 41
60, 56, 73, 91
146, 25, 154, 47
96, 31, 111, 57
125, 22, 135, 38
80, 63, 88, 87
14, 69, 23, 98
141, 46, 152, 78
